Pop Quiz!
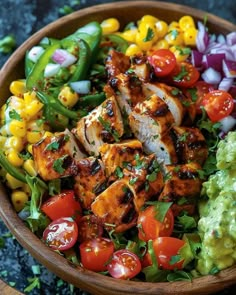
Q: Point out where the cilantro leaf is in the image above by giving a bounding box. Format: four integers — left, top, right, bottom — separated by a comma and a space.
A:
53, 155, 68, 174
9, 109, 22, 121
143, 27, 154, 42
45, 141, 60, 151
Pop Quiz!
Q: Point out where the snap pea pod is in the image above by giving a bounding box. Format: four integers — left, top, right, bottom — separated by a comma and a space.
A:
78, 92, 106, 109
36, 91, 87, 120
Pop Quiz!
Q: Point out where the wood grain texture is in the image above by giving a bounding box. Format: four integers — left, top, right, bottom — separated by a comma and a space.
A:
0, 279, 23, 295
0, 2, 236, 295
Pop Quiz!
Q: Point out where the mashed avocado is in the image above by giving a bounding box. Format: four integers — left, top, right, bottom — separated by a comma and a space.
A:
197, 131, 236, 275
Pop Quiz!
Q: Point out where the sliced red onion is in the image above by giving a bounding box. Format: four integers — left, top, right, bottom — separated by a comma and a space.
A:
70, 80, 91, 94
191, 50, 203, 68
203, 53, 225, 72
201, 67, 221, 85
217, 34, 226, 44
52, 49, 77, 67
28, 46, 45, 63
222, 59, 236, 78
219, 115, 236, 133
196, 21, 209, 53
218, 77, 234, 91
226, 32, 236, 46
44, 63, 61, 78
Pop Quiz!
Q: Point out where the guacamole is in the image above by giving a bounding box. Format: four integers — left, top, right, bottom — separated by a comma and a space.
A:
197, 131, 236, 275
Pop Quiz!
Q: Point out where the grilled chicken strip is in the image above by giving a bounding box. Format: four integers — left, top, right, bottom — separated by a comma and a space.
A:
129, 54, 151, 82
99, 139, 143, 177
142, 82, 195, 125
91, 178, 137, 233
105, 49, 130, 81
170, 126, 208, 165
72, 95, 124, 156
91, 154, 164, 232
128, 94, 178, 164
158, 162, 203, 216
33, 129, 85, 181
107, 73, 146, 115
74, 157, 107, 210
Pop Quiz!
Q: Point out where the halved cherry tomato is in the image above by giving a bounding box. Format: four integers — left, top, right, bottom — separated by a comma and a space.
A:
153, 237, 185, 270
184, 81, 215, 114
41, 190, 82, 224
77, 215, 103, 243
202, 89, 234, 122
147, 49, 177, 77
43, 217, 78, 251
137, 205, 174, 241
170, 61, 200, 87
79, 237, 114, 272
107, 249, 141, 279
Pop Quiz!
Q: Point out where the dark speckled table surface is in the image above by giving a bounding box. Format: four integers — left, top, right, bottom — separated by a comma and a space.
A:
0, 0, 236, 294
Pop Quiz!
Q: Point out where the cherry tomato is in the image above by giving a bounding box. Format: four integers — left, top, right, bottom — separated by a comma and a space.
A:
79, 237, 114, 272
77, 215, 103, 243
107, 249, 141, 279
43, 217, 78, 251
202, 89, 234, 122
137, 205, 174, 241
153, 237, 185, 270
147, 49, 177, 77
170, 61, 200, 87
184, 81, 215, 114
41, 190, 82, 224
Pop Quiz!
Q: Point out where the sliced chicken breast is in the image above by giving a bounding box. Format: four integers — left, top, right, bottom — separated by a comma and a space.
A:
72, 95, 124, 156
170, 126, 208, 165
74, 157, 107, 210
33, 129, 85, 181
99, 139, 143, 177
142, 82, 187, 126
158, 162, 203, 216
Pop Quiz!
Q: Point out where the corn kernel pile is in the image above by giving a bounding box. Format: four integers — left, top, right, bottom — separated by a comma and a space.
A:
0, 14, 198, 212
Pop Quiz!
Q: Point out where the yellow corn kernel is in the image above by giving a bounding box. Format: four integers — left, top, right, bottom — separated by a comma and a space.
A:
101, 18, 120, 34
58, 86, 79, 108
0, 104, 6, 124
184, 27, 198, 46
5, 136, 25, 152
6, 173, 24, 189
25, 100, 44, 120
168, 21, 180, 30
122, 28, 138, 43
11, 190, 29, 212
24, 91, 37, 105
169, 46, 190, 62
43, 131, 53, 138
165, 29, 184, 46
6, 149, 24, 167
27, 144, 33, 154
179, 15, 196, 31
9, 120, 26, 137
140, 15, 159, 25
155, 20, 168, 39
151, 39, 169, 50
136, 22, 157, 51
23, 159, 37, 176
26, 130, 44, 144
9, 80, 26, 97
22, 183, 31, 196
0, 136, 7, 149
125, 44, 142, 56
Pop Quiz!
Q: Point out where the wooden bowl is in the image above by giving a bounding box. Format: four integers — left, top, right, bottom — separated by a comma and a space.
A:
0, 2, 236, 294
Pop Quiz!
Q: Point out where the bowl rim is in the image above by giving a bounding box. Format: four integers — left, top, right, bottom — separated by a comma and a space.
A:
0, 1, 236, 294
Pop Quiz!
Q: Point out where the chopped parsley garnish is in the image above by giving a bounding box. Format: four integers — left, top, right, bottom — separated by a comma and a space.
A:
143, 27, 154, 42
9, 109, 22, 121
45, 141, 60, 151
173, 65, 189, 81
53, 155, 68, 174
170, 29, 179, 40
115, 166, 124, 179
98, 116, 120, 142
